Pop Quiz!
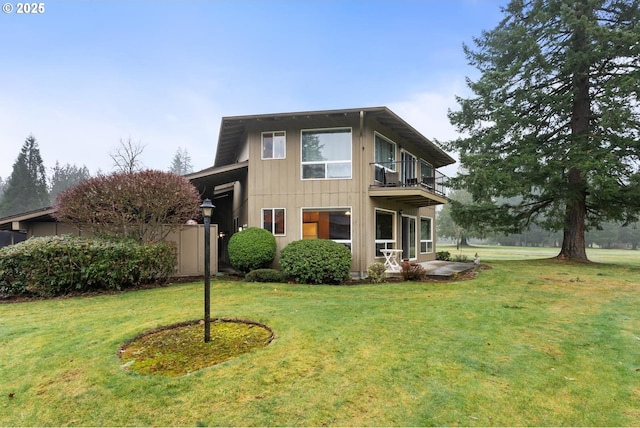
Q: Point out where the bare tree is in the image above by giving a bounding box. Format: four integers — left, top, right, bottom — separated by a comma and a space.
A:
110, 137, 146, 174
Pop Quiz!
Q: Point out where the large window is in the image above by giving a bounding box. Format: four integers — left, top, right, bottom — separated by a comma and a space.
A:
375, 209, 395, 257
262, 131, 286, 160
420, 217, 433, 253
401, 150, 417, 185
419, 159, 435, 189
301, 128, 352, 179
262, 208, 285, 236
375, 133, 396, 169
302, 208, 351, 249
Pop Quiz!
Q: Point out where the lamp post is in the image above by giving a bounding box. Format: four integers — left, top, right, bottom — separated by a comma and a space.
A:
200, 198, 215, 343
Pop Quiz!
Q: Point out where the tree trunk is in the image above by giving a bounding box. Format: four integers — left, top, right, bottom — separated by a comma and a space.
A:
558, 181, 588, 261
557, 14, 590, 262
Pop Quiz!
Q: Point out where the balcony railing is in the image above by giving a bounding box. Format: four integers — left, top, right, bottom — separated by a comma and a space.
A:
370, 162, 447, 197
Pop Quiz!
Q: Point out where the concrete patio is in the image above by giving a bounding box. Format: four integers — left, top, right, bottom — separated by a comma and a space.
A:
419, 260, 477, 277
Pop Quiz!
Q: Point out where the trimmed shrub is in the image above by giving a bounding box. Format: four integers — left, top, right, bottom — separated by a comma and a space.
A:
245, 268, 285, 283
227, 228, 276, 273
436, 251, 451, 261
280, 239, 352, 285
0, 235, 176, 297
367, 262, 387, 284
452, 254, 471, 262
54, 170, 201, 243
400, 261, 426, 281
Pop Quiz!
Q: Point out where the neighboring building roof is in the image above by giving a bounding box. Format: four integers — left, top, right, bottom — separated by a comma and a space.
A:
214, 106, 456, 168
0, 206, 55, 231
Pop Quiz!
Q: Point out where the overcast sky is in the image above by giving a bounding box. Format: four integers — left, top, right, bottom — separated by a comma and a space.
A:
0, 0, 506, 180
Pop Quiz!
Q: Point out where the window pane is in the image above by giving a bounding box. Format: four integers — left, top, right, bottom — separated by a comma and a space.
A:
329, 212, 351, 240
420, 242, 427, 253
420, 160, 433, 181
302, 129, 351, 162
274, 209, 285, 235
273, 133, 285, 159
327, 162, 351, 178
302, 164, 325, 179
375, 135, 395, 168
262, 134, 273, 159
302, 209, 351, 243
376, 211, 393, 240
262, 209, 273, 233
421, 218, 432, 240
409, 219, 416, 259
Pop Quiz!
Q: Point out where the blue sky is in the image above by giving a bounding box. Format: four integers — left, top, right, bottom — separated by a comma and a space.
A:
0, 0, 506, 180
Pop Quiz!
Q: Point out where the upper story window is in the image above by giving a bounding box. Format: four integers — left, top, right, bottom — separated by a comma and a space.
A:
262, 131, 286, 160
301, 128, 352, 179
374, 133, 396, 170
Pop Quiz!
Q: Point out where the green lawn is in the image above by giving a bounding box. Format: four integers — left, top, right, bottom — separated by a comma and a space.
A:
1, 248, 640, 426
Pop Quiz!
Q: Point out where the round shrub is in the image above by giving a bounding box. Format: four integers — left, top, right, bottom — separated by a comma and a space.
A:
367, 262, 387, 284
0, 235, 176, 297
279, 239, 352, 285
245, 268, 285, 283
227, 227, 276, 273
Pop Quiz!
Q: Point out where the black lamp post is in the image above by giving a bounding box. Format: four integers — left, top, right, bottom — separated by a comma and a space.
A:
200, 198, 215, 343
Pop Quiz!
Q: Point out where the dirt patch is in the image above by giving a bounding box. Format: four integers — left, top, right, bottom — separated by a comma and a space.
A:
118, 318, 274, 377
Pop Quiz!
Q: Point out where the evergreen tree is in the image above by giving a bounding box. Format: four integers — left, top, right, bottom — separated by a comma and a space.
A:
49, 161, 91, 203
437, 189, 481, 247
0, 135, 50, 217
169, 147, 193, 175
445, 0, 640, 261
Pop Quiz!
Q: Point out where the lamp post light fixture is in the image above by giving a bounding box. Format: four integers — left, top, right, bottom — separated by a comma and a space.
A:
200, 198, 215, 343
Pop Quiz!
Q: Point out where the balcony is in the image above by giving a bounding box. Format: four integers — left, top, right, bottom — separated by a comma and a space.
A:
369, 162, 448, 207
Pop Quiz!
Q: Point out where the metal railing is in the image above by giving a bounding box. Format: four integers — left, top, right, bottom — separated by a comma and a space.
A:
370, 161, 447, 197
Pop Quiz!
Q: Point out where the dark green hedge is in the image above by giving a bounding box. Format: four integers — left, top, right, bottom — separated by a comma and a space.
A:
0, 235, 176, 297
245, 268, 285, 283
228, 227, 276, 273
279, 239, 352, 285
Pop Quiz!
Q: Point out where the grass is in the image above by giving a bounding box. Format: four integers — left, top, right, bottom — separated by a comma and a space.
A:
1, 247, 640, 426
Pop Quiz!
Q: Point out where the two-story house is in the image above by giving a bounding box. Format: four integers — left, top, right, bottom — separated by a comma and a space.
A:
188, 106, 455, 278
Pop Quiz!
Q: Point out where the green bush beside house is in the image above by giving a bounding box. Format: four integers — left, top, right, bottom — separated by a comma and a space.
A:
0, 235, 175, 297
280, 239, 352, 285
227, 227, 277, 273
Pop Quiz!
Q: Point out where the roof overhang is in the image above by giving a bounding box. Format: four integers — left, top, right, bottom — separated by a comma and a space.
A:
214, 106, 456, 168
185, 160, 248, 200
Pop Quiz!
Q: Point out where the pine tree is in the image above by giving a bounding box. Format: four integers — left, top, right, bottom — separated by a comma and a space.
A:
49, 161, 91, 203
169, 147, 193, 175
0, 135, 50, 217
446, 0, 640, 261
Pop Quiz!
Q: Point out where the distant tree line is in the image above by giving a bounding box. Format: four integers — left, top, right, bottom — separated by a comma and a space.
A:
438, 189, 640, 250
0, 135, 194, 218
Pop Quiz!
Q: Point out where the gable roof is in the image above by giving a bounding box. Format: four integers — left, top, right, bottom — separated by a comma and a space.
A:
214, 106, 456, 168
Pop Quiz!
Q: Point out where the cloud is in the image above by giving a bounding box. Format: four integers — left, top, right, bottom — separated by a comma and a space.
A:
389, 80, 470, 177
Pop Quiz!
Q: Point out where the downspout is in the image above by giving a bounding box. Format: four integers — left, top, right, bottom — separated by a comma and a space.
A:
359, 110, 366, 279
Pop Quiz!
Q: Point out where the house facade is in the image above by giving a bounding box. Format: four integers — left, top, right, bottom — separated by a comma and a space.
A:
188, 106, 455, 277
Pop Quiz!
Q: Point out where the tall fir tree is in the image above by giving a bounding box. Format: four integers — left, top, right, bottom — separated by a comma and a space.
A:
169, 147, 193, 175
445, 0, 640, 261
0, 135, 50, 217
49, 161, 91, 203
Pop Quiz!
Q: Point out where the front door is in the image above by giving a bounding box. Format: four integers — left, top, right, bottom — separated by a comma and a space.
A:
401, 215, 417, 261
